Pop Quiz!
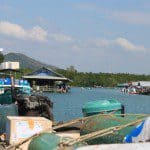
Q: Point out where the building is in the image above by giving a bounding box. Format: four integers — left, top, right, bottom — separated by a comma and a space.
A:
0, 62, 20, 70
0, 62, 20, 78
23, 67, 70, 92
132, 81, 150, 87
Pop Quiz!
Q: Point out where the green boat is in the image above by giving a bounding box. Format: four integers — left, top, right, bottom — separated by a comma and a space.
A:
80, 99, 147, 144
5, 99, 148, 149
28, 133, 86, 150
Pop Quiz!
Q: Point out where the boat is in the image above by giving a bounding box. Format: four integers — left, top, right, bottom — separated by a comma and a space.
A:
0, 98, 148, 149
80, 99, 147, 144
0, 77, 31, 135
0, 78, 31, 104
26, 99, 148, 148
0, 76, 54, 137
28, 133, 86, 150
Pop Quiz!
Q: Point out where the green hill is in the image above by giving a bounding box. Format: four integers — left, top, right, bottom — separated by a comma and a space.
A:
4, 53, 59, 70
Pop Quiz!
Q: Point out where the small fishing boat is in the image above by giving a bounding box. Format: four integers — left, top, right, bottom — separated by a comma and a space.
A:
80, 99, 147, 144
0, 99, 148, 149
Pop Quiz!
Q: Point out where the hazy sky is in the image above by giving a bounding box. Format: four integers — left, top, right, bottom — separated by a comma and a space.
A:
0, 0, 150, 74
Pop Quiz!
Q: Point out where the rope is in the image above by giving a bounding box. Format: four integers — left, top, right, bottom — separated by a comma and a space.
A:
53, 109, 122, 130
6, 113, 149, 149
6, 128, 55, 150
61, 118, 144, 146
53, 113, 150, 130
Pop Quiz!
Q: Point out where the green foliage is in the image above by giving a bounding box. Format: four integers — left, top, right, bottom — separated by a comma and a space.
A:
67, 65, 77, 73
4, 65, 150, 88
12, 68, 33, 79
57, 69, 150, 87
0, 53, 4, 63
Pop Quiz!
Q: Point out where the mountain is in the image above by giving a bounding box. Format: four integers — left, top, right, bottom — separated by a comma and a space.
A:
4, 53, 59, 70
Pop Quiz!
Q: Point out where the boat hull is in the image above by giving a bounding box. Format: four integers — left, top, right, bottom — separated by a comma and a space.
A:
80, 114, 145, 144
28, 133, 86, 150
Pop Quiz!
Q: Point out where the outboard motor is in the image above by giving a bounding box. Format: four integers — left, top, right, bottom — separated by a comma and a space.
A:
16, 94, 54, 121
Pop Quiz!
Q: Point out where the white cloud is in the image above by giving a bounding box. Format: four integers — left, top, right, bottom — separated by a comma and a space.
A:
94, 39, 110, 47
91, 37, 146, 52
29, 26, 47, 42
0, 21, 47, 42
114, 38, 146, 51
50, 33, 72, 42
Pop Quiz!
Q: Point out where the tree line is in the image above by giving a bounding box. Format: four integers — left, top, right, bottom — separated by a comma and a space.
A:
57, 66, 150, 87
0, 53, 150, 88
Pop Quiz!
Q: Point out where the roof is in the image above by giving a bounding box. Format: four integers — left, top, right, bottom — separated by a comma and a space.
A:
23, 75, 69, 81
22, 67, 70, 81
130, 81, 150, 87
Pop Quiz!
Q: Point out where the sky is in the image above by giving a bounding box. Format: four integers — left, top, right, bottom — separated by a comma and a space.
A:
0, 0, 150, 74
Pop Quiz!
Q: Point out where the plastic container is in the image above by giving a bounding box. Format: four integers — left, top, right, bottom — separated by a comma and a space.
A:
4, 78, 11, 85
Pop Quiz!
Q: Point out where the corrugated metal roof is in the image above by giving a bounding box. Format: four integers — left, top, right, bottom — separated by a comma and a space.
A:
26, 67, 64, 77
23, 67, 72, 81
23, 75, 69, 81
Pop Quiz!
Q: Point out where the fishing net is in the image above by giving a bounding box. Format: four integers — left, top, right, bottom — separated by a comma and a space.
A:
81, 114, 147, 144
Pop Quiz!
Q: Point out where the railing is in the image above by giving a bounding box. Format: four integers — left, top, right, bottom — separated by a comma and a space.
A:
32, 85, 58, 92
32, 85, 70, 93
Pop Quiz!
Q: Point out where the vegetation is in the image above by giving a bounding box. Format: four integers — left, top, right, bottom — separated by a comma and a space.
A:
3, 53, 150, 87
57, 67, 150, 87
14, 68, 33, 79
0, 52, 4, 63
4, 53, 58, 70
3, 66, 150, 87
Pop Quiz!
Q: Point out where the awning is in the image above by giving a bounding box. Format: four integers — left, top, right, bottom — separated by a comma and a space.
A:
22, 75, 69, 81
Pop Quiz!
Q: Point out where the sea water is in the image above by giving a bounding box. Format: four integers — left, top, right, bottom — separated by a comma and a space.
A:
44, 87, 150, 122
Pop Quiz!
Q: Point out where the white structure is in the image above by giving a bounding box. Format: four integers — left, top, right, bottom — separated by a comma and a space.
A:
0, 48, 3, 52
0, 62, 20, 70
132, 81, 150, 87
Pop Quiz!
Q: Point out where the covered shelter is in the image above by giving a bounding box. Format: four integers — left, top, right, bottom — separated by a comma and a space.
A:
22, 67, 70, 92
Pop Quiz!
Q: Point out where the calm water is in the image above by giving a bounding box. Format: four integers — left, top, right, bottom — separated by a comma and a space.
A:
44, 87, 150, 122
